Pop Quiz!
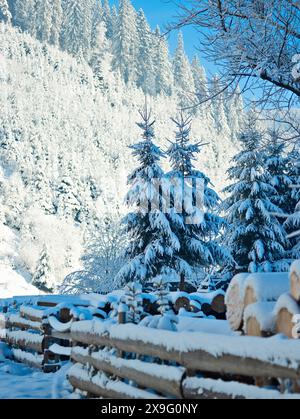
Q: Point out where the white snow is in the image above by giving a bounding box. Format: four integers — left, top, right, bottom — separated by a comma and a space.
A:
241, 272, 289, 302
184, 377, 300, 399
7, 330, 43, 345
177, 317, 235, 335
106, 324, 300, 369
48, 316, 73, 333
11, 349, 44, 367
274, 293, 300, 316
0, 265, 42, 299
243, 302, 276, 332
90, 350, 185, 382
191, 290, 225, 305
8, 314, 42, 331
71, 318, 114, 335
49, 344, 72, 357
20, 305, 47, 320
68, 363, 163, 399
291, 260, 300, 277
0, 360, 73, 399
225, 273, 249, 305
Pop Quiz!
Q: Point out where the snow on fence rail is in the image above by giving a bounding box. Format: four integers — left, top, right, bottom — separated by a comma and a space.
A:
68, 321, 300, 399
0, 289, 226, 374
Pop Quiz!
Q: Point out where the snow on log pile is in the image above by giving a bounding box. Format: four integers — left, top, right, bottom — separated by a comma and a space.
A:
68, 321, 300, 399
243, 303, 276, 337
242, 273, 289, 308
225, 273, 249, 331
290, 261, 300, 303
226, 264, 300, 339
275, 293, 300, 338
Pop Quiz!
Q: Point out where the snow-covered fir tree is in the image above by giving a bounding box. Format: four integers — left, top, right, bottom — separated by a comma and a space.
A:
50, 0, 63, 46
91, 0, 103, 49
191, 56, 208, 103
115, 106, 181, 286
225, 86, 245, 136
13, 0, 36, 36
173, 32, 195, 107
166, 112, 230, 289
102, 0, 114, 39
136, 9, 155, 95
223, 119, 290, 274
112, 0, 138, 84
142, 275, 178, 331
210, 75, 230, 135
0, 0, 11, 23
152, 276, 171, 315
35, 0, 53, 44
285, 152, 300, 259
264, 130, 295, 215
61, 0, 93, 56
154, 26, 173, 96
32, 245, 53, 292
122, 281, 144, 324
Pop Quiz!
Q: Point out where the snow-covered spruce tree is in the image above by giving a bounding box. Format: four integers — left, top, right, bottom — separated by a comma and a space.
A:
61, 0, 93, 56
13, 0, 36, 35
210, 75, 230, 135
0, 0, 11, 23
50, 0, 63, 46
191, 56, 208, 104
264, 130, 295, 216
191, 56, 211, 118
152, 276, 171, 315
115, 106, 180, 286
223, 121, 289, 274
91, 0, 103, 49
89, 21, 111, 88
153, 26, 173, 96
102, 0, 114, 39
166, 112, 230, 290
140, 275, 178, 331
122, 282, 144, 324
225, 86, 245, 137
35, 0, 53, 44
32, 246, 53, 293
136, 9, 155, 96
285, 152, 300, 259
173, 32, 195, 107
112, 0, 138, 84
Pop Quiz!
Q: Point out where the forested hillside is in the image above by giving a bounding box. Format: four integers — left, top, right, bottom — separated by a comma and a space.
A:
0, 20, 243, 292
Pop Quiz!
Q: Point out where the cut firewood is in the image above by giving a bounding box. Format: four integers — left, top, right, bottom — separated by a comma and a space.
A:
243, 273, 289, 309
211, 293, 226, 314
275, 293, 300, 339
225, 273, 249, 331
174, 296, 190, 313
243, 302, 276, 337
290, 261, 300, 303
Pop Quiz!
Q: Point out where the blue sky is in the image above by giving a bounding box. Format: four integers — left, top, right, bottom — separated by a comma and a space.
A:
109, 0, 217, 76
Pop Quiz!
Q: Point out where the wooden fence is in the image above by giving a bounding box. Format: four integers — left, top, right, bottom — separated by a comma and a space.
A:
1, 294, 300, 399
0, 300, 74, 372
68, 322, 300, 399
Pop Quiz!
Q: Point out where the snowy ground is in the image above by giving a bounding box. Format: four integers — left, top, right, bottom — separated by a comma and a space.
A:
0, 361, 73, 399
0, 344, 73, 399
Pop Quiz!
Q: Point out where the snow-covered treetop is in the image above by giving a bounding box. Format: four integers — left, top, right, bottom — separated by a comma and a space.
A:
168, 112, 203, 177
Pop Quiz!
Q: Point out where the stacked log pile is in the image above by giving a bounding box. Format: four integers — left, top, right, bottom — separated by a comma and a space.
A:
226, 262, 300, 339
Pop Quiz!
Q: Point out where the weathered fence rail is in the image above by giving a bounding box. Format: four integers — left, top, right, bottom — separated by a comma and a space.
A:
68, 322, 300, 399
1, 289, 300, 399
